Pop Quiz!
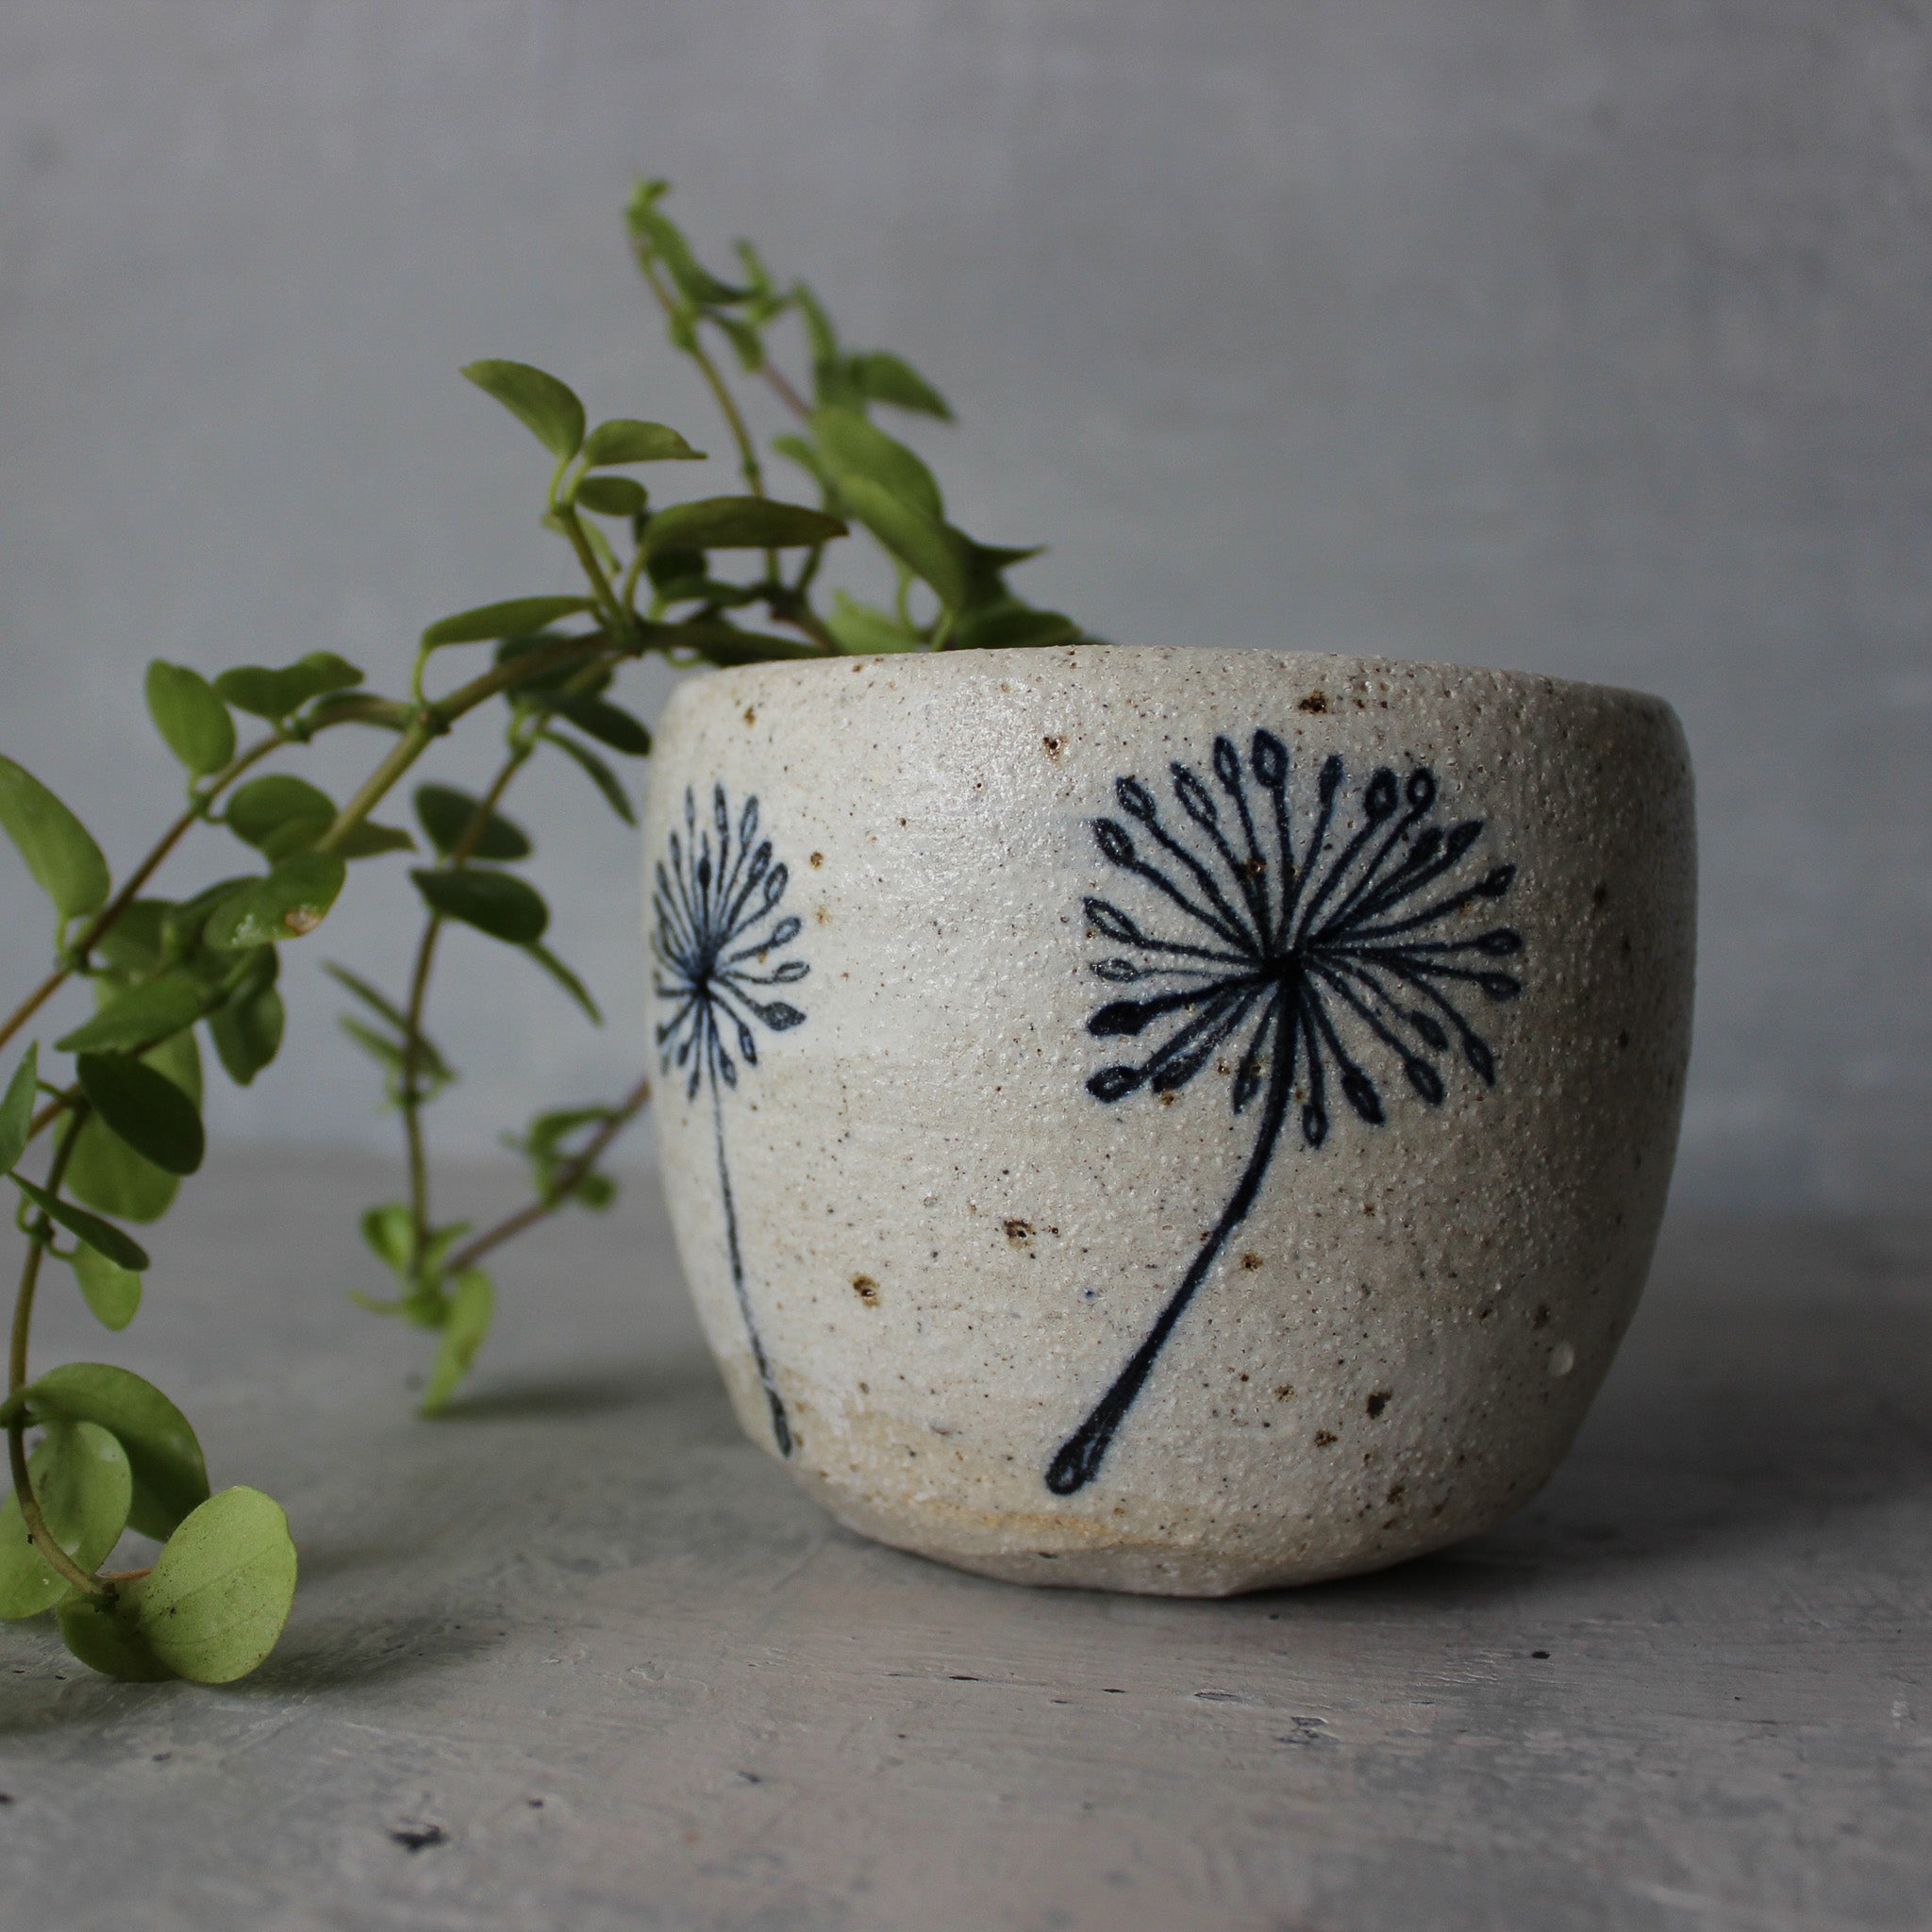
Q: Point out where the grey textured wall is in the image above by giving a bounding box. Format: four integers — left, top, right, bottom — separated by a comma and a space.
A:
0, 1, 1925, 1211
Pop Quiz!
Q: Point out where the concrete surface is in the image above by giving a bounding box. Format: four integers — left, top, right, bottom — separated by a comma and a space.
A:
1, 4, 1928, 1212
0, 1153, 1925, 1931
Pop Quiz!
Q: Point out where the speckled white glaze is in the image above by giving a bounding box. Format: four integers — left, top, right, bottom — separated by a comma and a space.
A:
643, 647, 1695, 1595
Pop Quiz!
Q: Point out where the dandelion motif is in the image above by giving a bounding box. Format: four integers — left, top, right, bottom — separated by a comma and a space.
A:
1049, 729, 1524, 1495
654, 784, 808, 1456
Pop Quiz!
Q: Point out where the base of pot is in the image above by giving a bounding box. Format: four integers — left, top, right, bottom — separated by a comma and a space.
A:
790, 1459, 1499, 1599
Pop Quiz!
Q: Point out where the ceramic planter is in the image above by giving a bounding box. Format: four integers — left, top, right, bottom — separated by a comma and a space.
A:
643, 646, 1695, 1595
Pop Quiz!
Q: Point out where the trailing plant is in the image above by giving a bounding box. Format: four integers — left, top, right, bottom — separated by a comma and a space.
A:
0, 181, 1086, 1683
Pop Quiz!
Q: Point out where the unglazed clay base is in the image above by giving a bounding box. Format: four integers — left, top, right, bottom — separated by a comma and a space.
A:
642, 646, 1695, 1596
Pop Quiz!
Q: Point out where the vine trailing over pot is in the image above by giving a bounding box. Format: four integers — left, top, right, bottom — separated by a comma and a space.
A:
0, 181, 1090, 1685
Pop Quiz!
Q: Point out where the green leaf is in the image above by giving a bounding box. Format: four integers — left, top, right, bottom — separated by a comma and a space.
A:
642, 496, 846, 557
625, 183, 748, 307
56, 976, 204, 1055
355, 1211, 470, 1318
652, 575, 761, 610
969, 540, 1047, 575
338, 1019, 406, 1089
75, 1052, 205, 1176
159, 877, 256, 957
582, 418, 704, 465
360, 1202, 416, 1276
0, 1423, 132, 1620
64, 1028, 198, 1224
199, 939, 279, 1081
541, 731, 634, 825
421, 1269, 494, 1415
71, 1244, 142, 1331
547, 696, 651, 758
411, 869, 548, 946
573, 475, 648, 518
644, 545, 708, 592
492, 630, 611, 698
66, 1120, 173, 1223
849, 350, 954, 421
460, 358, 586, 459
793, 281, 841, 377
66, 1146, 170, 1240
306, 691, 415, 733
421, 595, 596, 648
116, 1486, 297, 1683
213, 653, 363, 722
733, 238, 783, 320
772, 432, 836, 495
836, 476, 972, 609
225, 774, 336, 853
824, 591, 924, 657
523, 1103, 618, 1159
0, 1043, 38, 1175
204, 852, 346, 948
56, 1591, 174, 1681
419, 1223, 472, 1283
0, 756, 111, 921
951, 604, 1083, 652
335, 822, 415, 860
144, 662, 237, 776
506, 1102, 623, 1211
322, 962, 412, 1037
11, 1174, 152, 1273
207, 983, 284, 1087
575, 511, 620, 577
812, 408, 943, 520
63, 1042, 193, 1226
325, 967, 452, 1087
717, 314, 765, 373
25, 1363, 209, 1541
413, 785, 531, 862
523, 942, 601, 1024
92, 900, 172, 977
338, 1020, 453, 1101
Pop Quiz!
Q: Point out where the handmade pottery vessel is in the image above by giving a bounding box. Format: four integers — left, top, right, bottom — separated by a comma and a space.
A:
643, 646, 1694, 1595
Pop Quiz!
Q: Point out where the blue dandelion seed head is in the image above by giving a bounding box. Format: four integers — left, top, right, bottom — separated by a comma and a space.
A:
1079, 734, 1523, 1141
652, 784, 809, 1102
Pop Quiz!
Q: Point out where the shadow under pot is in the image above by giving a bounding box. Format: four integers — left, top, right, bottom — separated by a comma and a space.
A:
642, 644, 1695, 1596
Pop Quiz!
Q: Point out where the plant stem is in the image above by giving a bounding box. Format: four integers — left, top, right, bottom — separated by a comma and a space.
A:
400, 740, 534, 1271
763, 588, 841, 658
0, 733, 285, 1058
321, 717, 441, 858
632, 250, 793, 584
441, 1074, 652, 1275
619, 543, 649, 616
399, 923, 440, 1274
790, 541, 826, 601
7, 1112, 110, 1599
635, 257, 766, 499
761, 362, 811, 422
316, 632, 609, 858
551, 500, 629, 637
25, 1088, 75, 1143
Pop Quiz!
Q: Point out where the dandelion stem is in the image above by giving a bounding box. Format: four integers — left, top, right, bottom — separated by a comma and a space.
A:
1047, 985, 1297, 1495
711, 1076, 791, 1457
